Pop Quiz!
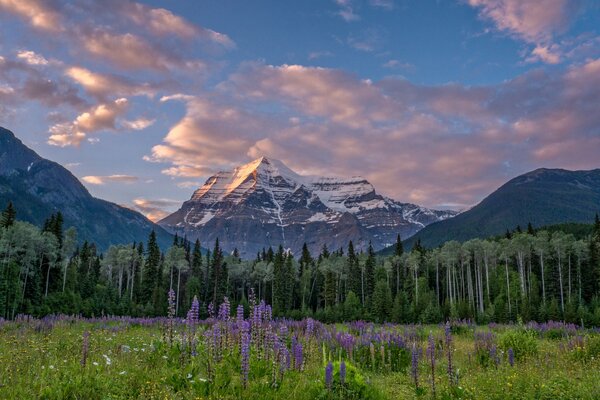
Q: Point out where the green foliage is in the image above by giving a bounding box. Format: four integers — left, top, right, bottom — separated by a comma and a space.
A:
317, 361, 384, 400
498, 329, 538, 361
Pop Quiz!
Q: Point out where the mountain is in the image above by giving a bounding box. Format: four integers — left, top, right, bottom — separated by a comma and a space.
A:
396, 168, 600, 250
0, 127, 172, 249
159, 157, 456, 257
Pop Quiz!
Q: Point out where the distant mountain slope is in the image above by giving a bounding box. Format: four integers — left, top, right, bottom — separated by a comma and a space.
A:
0, 127, 172, 250
397, 168, 600, 249
159, 157, 456, 257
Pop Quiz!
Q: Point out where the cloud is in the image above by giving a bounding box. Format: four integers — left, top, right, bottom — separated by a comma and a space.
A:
117, 1, 235, 47
147, 95, 270, 176
79, 29, 201, 72
65, 66, 156, 98
308, 51, 334, 60
48, 98, 129, 146
176, 181, 202, 189
131, 198, 181, 221
122, 118, 155, 130
333, 0, 360, 22
526, 44, 562, 64
82, 174, 139, 185
149, 58, 600, 209
382, 59, 414, 70
0, 0, 64, 32
347, 29, 383, 52
369, 0, 394, 10
467, 0, 583, 44
16, 50, 49, 65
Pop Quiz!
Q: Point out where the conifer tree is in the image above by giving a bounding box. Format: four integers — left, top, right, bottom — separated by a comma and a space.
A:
347, 241, 361, 299
0, 202, 16, 228
364, 242, 376, 304
142, 231, 161, 306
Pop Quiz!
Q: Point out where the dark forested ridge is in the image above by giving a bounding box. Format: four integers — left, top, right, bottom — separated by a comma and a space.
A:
0, 126, 172, 249
401, 168, 600, 249
2, 201, 600, 327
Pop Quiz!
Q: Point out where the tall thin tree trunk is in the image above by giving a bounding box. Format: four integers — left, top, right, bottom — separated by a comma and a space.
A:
505, 257, 511, 317
435, 259, 440, 305
557, 252, 564, 313
567, 253, 572, 304
176, 267, 181, 315
540, 252, 546, 304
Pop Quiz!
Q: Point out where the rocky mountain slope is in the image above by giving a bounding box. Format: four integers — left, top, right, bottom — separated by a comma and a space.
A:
159, 157, 456, 256
0, 127, 172, 249
396, 168, 600, 249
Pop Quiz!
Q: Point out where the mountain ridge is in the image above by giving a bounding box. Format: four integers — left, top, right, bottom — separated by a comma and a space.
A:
394, 167, 600, 250
0, 126, 172, 250
159, 157, 457, 256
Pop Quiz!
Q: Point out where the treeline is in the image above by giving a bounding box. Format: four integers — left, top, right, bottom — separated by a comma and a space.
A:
1, 201, 600, 325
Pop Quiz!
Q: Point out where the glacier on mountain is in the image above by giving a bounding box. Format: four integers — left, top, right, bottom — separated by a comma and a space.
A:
159, 157, 457, 257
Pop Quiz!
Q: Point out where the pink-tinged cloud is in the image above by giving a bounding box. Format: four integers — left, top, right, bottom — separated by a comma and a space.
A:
65, 66, 156, 99
527, 44, 562, 64
48, 98, 129, 146
80, 29, 200, 72
118, 1, 234, 47
147, 95, 273, 177
131, 198, 181, 222
0, 0, 64, 32
82, 174, 139, 185
467, 0, 583, 43
149, 58, 600, 209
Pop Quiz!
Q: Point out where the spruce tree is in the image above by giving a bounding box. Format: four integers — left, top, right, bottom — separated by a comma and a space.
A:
364, 242, 376, 304
347, 241, 361, 299
272, 245, 286, 313
0, 202, 16, 228
394, 234, 404, 257
142, 231, 161, 306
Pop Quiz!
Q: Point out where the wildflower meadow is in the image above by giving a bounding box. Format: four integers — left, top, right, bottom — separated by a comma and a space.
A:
0, 289, 599, 399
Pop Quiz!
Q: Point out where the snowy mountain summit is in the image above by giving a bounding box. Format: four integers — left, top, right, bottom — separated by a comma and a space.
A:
159, 157, 457, 257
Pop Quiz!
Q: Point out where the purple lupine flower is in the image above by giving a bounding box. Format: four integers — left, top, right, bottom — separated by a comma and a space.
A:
207, 302, 215, 319
218, 297, 230, 321
411, 343, 420, 390
81, 330, 90, 367
240, 321, 251, 389
508, 348, 514, 367
427, 333, 436, 397
306, 318, 314, 337
167, 289, 176, 319
339, 361, 346, 385
490, 345, 499, 367
445, 322, 456, 386
292, 336, 303, 370
187, 296, 199, 332
325, 361, 333, 390
236, 304, 245, 324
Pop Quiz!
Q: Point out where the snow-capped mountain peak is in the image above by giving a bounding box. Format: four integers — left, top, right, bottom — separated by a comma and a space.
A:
160, 157, 458, 256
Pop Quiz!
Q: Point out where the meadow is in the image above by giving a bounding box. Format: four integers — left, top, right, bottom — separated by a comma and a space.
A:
0, 293, 599, 400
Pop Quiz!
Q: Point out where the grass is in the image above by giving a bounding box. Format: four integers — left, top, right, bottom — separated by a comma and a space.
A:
0, 316, 598, 399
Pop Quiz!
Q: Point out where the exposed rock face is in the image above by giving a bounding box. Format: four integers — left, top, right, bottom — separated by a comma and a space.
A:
0, 126, 172, 250
159, 157, 456, 257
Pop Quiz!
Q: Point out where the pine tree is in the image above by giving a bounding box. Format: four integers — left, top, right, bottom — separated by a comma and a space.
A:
395, 234, 404, 257
272, 245, 286, 313
527, 222, 535, 236
347, 241, 361, 299
0, 202, 16, 228
371, 280, 393, 322
142, 231, 161, 306
364, 242, 376, 304
210, 239, 226, 306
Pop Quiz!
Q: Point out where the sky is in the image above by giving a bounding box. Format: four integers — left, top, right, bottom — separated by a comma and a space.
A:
0, 0, 599, 221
